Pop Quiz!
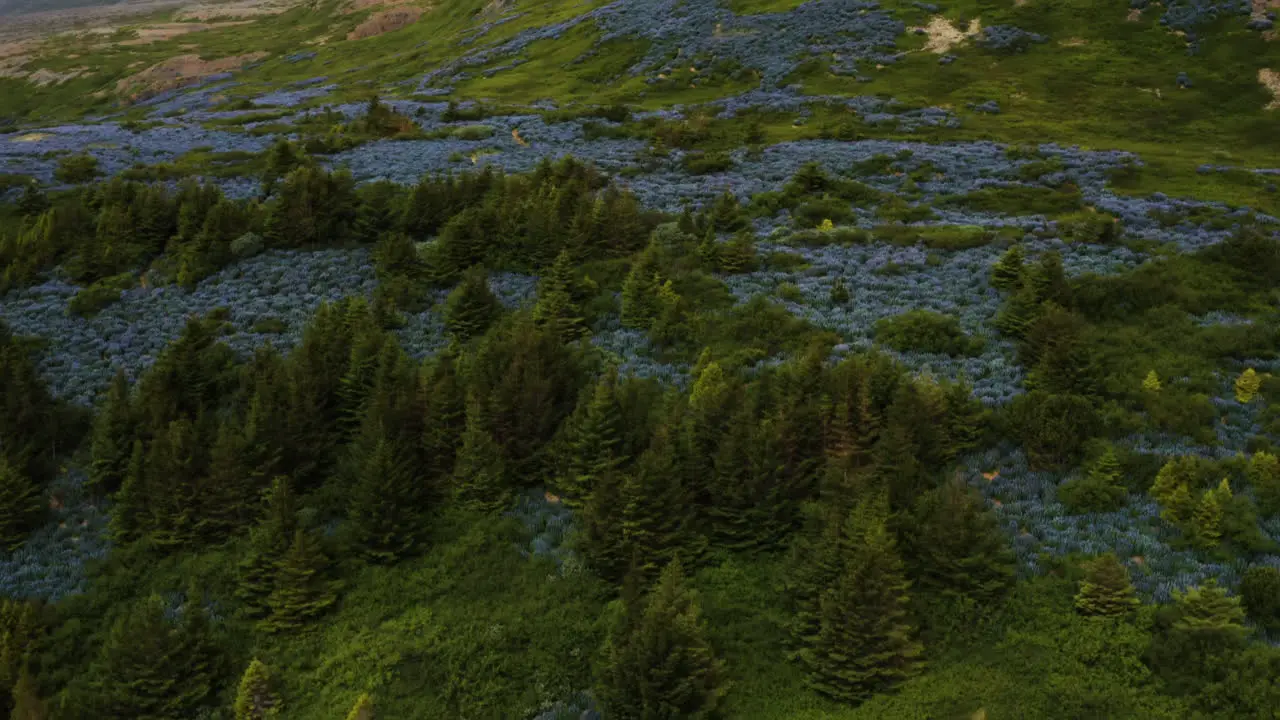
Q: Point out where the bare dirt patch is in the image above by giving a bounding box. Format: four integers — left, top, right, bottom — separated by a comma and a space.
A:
911, 16, 982, 55
342, 0, 417, 13
174, 0, 305, 21
1059, 37, 1087, 47
27, 67, 88, 85
1260, 68, 1280, 109
118, 21, 254, 46
1126, 8, 1143, 21
346, 6, 423, 40
116, 51, 267, 102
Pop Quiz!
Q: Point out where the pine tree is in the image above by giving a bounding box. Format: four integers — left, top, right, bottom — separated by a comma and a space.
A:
798, 500, 923, 704
9, 667, 47, 720
1247, 451, 1280, 517
993, 283, 1041, 340
620, 253, 661, 329
1143, 370, 1162, 393
1162, 481, 1195, 530
580, 468, 629, 583
234, 658, 280, 720
262, 529, 338, 633
420, 349, 466, 481
904, 476, 1014, 605
1240, 566, 1280, 631
1170, 579, 1248, 646
347, 434, 426, 563
1058, 445, 1127, 513
718, 229, 758, 274
89, 369, 134, 495
15, 183, 48, 219
443, 267, 499, 341
554, 371, 626, 507
1074, 553, 1139, 617
619, 424, 704, 583
1192, 480, 1226, 549
236, 477, 298, 619
532, 250, 586, 342
0, 460, 43, 552
85, 594, 218, 718
451, 396, 510, 514
345, 693, 374, 720
990, 244, 1025, 291
1235, 368, 1261, 404
596, 558, 729, 720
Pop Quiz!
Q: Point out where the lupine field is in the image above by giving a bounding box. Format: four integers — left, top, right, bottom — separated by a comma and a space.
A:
1, 0, 1280, 716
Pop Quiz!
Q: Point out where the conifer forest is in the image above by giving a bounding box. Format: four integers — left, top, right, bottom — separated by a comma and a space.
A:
1, 0, 1280, 717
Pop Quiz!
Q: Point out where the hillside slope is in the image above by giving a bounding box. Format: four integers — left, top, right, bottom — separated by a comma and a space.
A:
0, 0, 1278, 718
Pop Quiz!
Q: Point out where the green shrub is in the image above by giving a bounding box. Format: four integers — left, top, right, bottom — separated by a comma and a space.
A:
874, 309, 983, 357
252, 316, 288, 334
1057, 211, 1122, 244
681, 151, 734, 175
792, 196, 853, 228
938, 184, 1084, 216
54, 153, 101, 185
68, 273, 135, 317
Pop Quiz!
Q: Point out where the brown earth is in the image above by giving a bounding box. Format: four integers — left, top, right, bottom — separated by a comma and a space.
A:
118, 21, 255, 45
346, 6, 423, 40
1260, 68, 1280, 109
115, 51, 267, 102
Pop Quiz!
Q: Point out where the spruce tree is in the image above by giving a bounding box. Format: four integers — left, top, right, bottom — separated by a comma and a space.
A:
554, 370, 626, 507
829, 277, 850, 306
420, 349, 466, 481
1246, 451, 1280, 517
532, 250, 585, 342
580, 469, 629, 584
451, 396, 510, 514
234, 658, 280, 720
1142, 370, 1162, 393
88, 369, 134, 495
0, 460, 43, 552
596, 558, 729, 720
9, 667, 47, 720
1058, 445, 1127, 513
236, 477, 298, 619
443, 267, 500, 341
718, 229, 758, 274
990, 244, 1025, 291
620, 253, 661, 329
1170, 579, 1248, 646
904, 476, 1014, 605
619, 424, 704, 583
1074, 553, 1139, 617
1240, 566, 1280, 631
1192, 480, 1225, 549
347, 433, 425, 563
262, 529, 338, 633
798, 500, 923, 704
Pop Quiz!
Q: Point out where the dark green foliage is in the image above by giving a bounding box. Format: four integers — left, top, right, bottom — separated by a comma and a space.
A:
990, 243, 1025, 291
262, 529, 338, 633
1009, 391, 1098, 470
1074, 553, 1139, 617
10, 666, 48, 720
874, 309, 982, 357
902, 476, 1014, 607
619, 424, 705, 583
233, 659, 280, 720
236, 477, 298, 619
450, 396, 510, 514
347, 433, 428, 563
532, 250, 587, 341
1239, 566, 1280, 632
443, 267, 500, 341
717, 229, 758, 274
552, 369, 625, 507
1058, 445, 1127, 513
79, 594, 219, 718
53, 154, 100, 185
795, 498, 923, 704
0, 459, 43, 552
621, 251, 662, 329
829, 276, 850, 305
595, 558, 729, 719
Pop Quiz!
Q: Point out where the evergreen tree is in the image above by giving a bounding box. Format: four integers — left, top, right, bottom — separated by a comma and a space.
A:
595, 558, 729, 720
443, 267, 500, 341
345, 694, 374, 720
1028, 250, 1070, 306
1162, 481, 1195, 530
234, 659, 280, 720
718, 229, 757, 274
236, 477, 298, 619
554, 370, 626, 507
84, 594, 218, 718
904, 476, 1014, 605
15, 184, 48, 219
1240, 566, 1280, 632
532, 250, 586, 341
1192, 480, 1226, 549
1143, 370, 1162, 393
1074, 553, 1139, 617
620, 253, 661, 329
0, 460, 43, 552
347, 433, 426, 563
797, 500, 923, 704
420, 349, 466, 481
1058, 445, 1127, 513
1247, 450, 1280, 517
619, 424, 705, 583
990, 244, 1025, 291
580, 468, 629, 583
1170, 579, 1248, 647
1234, 368, 1261, 404
993, 283, 1041, 340
451, 396, 510, 513
262, 529, 338, 633
9, 667, 47, 720
88, 369, 134, 495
